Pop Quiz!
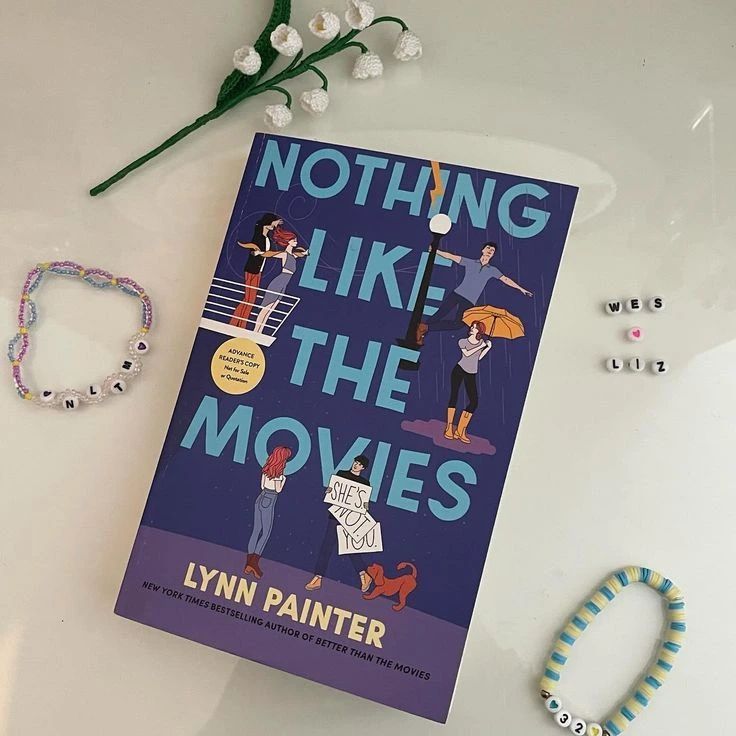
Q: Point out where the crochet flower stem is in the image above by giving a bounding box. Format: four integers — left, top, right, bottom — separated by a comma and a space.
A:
308, 65, 329, 90
89, 16, 410, 196
269, 86, 293, 107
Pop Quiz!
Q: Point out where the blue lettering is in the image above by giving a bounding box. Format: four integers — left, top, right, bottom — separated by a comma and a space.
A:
335, 236, 363, 297
322, 335, 381, 402
498, 183, 550, 238
382, 163, 431, 215
254, 139, 300, 190
316, 427, 371, 486
300, 148, 351, 199
355, 154, 389, 205
448, 173, 496, 228
387, 450, 430, 512
376, 346, 417, 412
357, 241, 410, 308
298, 228, 329, 292
180, 395, 252, 464
289, 325, 328, 385
430, 460, 475, 521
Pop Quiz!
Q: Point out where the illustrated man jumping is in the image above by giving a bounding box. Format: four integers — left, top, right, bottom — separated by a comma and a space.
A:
416, 242, 532, 345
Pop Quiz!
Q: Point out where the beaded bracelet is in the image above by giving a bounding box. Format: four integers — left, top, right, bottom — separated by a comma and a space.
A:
540, 566, 685, 736
8, 261, 153, 410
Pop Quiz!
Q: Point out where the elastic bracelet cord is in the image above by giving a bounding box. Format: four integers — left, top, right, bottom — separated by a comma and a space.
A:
540, 566, 685, 736
8, 262, 153, 409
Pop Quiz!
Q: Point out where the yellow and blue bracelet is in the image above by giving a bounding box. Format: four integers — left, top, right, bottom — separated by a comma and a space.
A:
540, 566, 685, 735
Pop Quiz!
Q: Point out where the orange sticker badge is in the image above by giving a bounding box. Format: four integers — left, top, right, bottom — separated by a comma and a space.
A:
210, 337, 265, 394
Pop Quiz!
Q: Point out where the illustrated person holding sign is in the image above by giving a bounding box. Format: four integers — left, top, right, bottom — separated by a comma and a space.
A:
305, 455, 372, 593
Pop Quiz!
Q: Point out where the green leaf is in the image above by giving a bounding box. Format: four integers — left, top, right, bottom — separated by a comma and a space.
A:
216, 0, 291, 107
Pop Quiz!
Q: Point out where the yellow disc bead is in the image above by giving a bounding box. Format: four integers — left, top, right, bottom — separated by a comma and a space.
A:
23, 392, 33, 400
19, 327, 28, 334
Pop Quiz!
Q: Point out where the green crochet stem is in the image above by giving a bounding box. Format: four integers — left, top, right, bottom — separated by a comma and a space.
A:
89, 15, 408, 196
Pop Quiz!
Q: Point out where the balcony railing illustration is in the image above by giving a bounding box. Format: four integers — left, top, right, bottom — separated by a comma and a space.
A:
199, 276, 300, 347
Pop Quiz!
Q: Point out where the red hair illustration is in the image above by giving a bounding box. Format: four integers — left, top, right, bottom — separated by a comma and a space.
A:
262, 446, 292, 479
470, 320, 487, 337
271, 228, 298, 249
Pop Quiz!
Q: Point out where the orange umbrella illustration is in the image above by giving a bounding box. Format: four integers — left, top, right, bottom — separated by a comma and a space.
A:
462, 305, 525, 339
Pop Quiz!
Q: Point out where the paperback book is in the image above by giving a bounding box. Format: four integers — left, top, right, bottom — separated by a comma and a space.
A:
116, 133, 577, 721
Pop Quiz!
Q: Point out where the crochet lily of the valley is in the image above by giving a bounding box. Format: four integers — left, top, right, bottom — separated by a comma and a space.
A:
90, 0, 421, 196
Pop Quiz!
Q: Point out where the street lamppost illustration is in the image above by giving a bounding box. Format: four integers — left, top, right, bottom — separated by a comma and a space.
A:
397, 213, 452, 369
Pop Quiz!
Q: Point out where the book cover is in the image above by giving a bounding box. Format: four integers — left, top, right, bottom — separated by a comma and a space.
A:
116, 133, 577, 722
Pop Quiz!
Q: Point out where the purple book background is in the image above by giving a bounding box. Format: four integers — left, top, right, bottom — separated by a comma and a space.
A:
117, 134, 577, 722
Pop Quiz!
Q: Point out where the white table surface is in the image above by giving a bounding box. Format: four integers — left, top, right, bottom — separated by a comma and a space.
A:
2, 1, 734, 733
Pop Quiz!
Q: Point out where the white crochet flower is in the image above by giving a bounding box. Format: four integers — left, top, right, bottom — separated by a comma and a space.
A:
232, 45, 262, 75
352, 51, 383, 79
308, 10, 341, 40
264, 104, 293, 129
393, 30, 422, 61
300, 88, 330, 115
345, 0, 375, 30
270, 23, 303, 57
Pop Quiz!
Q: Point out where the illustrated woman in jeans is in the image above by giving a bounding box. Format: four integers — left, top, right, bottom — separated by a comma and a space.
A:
244, 445, 292, 578
444, 321, 491, 443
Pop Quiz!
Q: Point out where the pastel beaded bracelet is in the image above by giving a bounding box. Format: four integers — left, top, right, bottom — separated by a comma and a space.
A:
540, 566, 685, 736
8, 261, 153, 410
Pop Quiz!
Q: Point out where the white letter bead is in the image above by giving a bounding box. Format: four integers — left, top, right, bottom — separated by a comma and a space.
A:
40, 389, 55, 402
604, 300, 622, 315
627, 326, 643, 342
570, 718, 587, 734
545, 696, 563, 713
648, 296, 665, 312
120, 358, 136, 373
134, 338, 149, 354
61, 394, 78, 410
587, 724, 603, 736
86, 384, 102, 398
628, 357, 646, 372
111, 379, 127, 393
626, 297, 642, 312
555, 710, 572, 727
606, 358, 623, 372
651, 359, 669, 375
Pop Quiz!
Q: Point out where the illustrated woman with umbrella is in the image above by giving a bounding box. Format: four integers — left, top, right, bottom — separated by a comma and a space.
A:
445, 321, 492, 443
444, 305, 525, 443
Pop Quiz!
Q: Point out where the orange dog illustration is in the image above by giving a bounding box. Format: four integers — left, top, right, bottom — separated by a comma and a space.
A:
362, 562, 418, 612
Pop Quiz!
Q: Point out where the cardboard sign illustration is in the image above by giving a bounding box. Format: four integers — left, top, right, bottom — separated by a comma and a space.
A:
337, 522, 383, 555
323, 474, 371, 513
328, 504, 378, 542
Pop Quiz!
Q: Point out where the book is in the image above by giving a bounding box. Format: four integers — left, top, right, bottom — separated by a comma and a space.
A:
116, 133, 577, 722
